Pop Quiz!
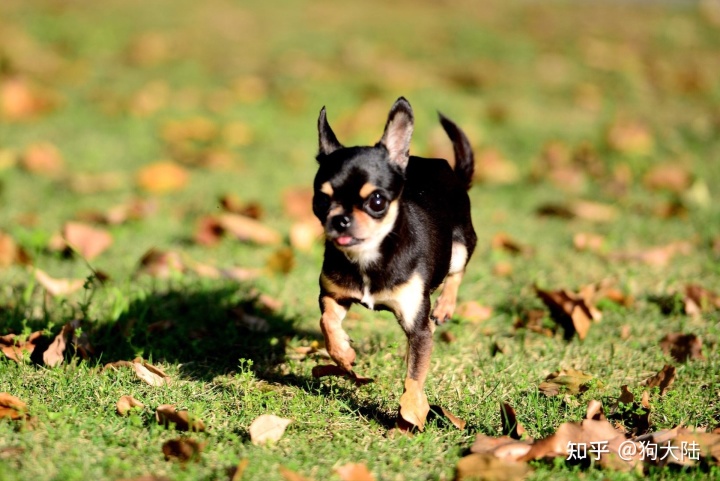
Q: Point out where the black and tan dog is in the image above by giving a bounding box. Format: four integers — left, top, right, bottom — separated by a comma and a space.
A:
312, 97, 476, 429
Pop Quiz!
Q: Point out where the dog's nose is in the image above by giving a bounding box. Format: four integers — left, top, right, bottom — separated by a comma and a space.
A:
331, 214, 352, 232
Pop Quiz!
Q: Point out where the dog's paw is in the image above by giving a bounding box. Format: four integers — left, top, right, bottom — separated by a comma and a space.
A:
326, 343, 357, 372
431, 300, 455, 325
399, 379, 430, 431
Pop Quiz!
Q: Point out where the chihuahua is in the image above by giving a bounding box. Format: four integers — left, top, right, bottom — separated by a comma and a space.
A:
312, 97, 476, 429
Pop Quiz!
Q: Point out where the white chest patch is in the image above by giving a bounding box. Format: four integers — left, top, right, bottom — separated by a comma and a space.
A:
358, 272, 425, 331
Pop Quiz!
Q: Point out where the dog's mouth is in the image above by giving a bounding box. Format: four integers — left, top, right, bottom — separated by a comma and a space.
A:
333, 235, 363, 247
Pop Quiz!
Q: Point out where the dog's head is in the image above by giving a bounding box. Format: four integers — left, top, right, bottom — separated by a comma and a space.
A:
312, 97, 414, 266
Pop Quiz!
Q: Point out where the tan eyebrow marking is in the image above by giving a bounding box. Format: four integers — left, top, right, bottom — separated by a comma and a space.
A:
359, 182, 378, 199
320, 182, 334, 196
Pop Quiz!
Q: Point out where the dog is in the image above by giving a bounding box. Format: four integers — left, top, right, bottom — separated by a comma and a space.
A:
312, 97, 476, 430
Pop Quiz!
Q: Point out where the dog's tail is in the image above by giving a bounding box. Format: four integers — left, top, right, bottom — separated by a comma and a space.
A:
439, 113, 474, 190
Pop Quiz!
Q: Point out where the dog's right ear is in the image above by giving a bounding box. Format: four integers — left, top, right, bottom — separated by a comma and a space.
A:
317, 107, 343, 159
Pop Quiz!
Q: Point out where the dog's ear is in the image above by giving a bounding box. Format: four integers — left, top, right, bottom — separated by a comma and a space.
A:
317, 106, 343, 158
378, 97, 414, 169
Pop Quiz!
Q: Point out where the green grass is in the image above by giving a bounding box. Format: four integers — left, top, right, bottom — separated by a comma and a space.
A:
1, 0, 720, 480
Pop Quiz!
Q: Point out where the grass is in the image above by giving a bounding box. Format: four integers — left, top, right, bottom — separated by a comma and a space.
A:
1, 0, 720, 479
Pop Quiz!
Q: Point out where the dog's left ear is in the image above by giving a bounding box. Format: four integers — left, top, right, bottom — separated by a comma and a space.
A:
378, 97, 414, 169
317, 106, 343, 158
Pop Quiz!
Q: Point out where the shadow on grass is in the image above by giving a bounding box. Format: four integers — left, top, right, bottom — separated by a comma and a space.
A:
92, 283, 318, 382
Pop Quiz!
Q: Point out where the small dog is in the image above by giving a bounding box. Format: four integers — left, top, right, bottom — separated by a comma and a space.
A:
312, 97, 476, 429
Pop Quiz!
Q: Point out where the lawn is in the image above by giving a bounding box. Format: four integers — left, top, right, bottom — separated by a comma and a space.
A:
0, 0, 719, 480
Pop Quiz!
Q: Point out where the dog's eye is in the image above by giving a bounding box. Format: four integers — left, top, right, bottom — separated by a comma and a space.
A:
313, 193, 331, 217
366, 192, 388, 214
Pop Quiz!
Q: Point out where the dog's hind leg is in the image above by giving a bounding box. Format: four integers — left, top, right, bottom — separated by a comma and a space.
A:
431, 242, 468, 324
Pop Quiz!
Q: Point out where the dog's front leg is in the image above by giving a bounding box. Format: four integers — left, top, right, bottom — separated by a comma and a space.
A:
319, 295, 356, 373
398, 299, 434, 430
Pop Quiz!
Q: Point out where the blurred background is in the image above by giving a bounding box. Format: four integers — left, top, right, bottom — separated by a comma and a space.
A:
1, 0, 719, 285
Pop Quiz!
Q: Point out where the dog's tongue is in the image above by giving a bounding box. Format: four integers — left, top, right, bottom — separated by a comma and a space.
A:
336, 236, 353, 246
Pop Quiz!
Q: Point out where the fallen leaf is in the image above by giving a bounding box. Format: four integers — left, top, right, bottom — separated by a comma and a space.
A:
0, 393, 28, 420
642, 365, 676, 395
249, 414, 291, 445
278, 465, 314, 481
513, 309, 553, 337
455, 301, 493, 323
455, 453, 531, 481
470, 434, 531, 460
539, 369, 594, 396
609, 241, 693, 267
34, 269, 85, 297
289, 220, 323, 252
573, 232, 605, 253
218, 213, 281, 245
63, 222, 113, 260
606, 119, 654, 156
659, 333, 704, 362
500, 403, 526, 440
1, 332, 43, 362
136, 161, 189, 193
492, 261, 513, 277
609, 386, 651, 435
193, 215, 225, 246
162, 438, 203, 463
136, 249, 184, 278
534, 286, 601, 340
536, 201, 618, 222
1, 77, 56, 121
20, 142, 64, 177
585, 400, 606, 421
117, 395, 145, 416
266, 246, 295, 274
282, 187, 315, 220
311, 365, 372, 386
229, 459, 249, 481
643, 163, 692, 193
473, 148, 520, 185
0, 232, 31, 267
156, 405, 205, 432
440, 331, 456, 343
134, 360, 171, 387
491, 233, 532, 256
428, 405, 467, 430
335, 463, 376, 481
684, 284, 720, 317
42, 322, 74, 367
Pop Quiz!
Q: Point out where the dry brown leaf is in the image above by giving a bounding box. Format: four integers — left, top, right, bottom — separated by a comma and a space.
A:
659, 333, 704, 362
429, 405, 467, 430
0, 332, 42, 362
116, 395, 145, 416
500, 403, 526, 440
536, 201, 617, 223
1, 78, 56, 121
134, 359, 170, 387
136, 161, 189, 193
642, 365, 676, 395
63, 222, 113, 260
610, 386, 651, 435
455, 301, 493, 323
473, 148, 520, 185
492, 261, 513, 277
684, 284, 720, 317
218, 213, 281, 245
534, 286, 600, 340
585, 400, 606, 421
42, 322, 73, 367
539, 369, 594, 397
162, 438, 203, 463
289, 220, 323, 252
282, 187, 315, 220
0, 232, 31, 267
491, 233, 532, 256
21, 142, 64, 177
440, 331, 456, 343
267, 246, 295, 274
193, 216, 225, 246
573, 232, 605, 253
520, 418, 624, 461
278, 465, 314, 481
249, 414, 291, 445
156, 404, 205, 432
606, 119, 654, 156
0, 393, 28, 420
335, 463, 376, 481
34, 269, 85, 297
136, 248, 184, 278
609, 241, 692, 267
643, 163, 692, 193
513, 309, 553, 337
455, 453, 531, 481
229, 459, 250, 481
470, 434, 532, 460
